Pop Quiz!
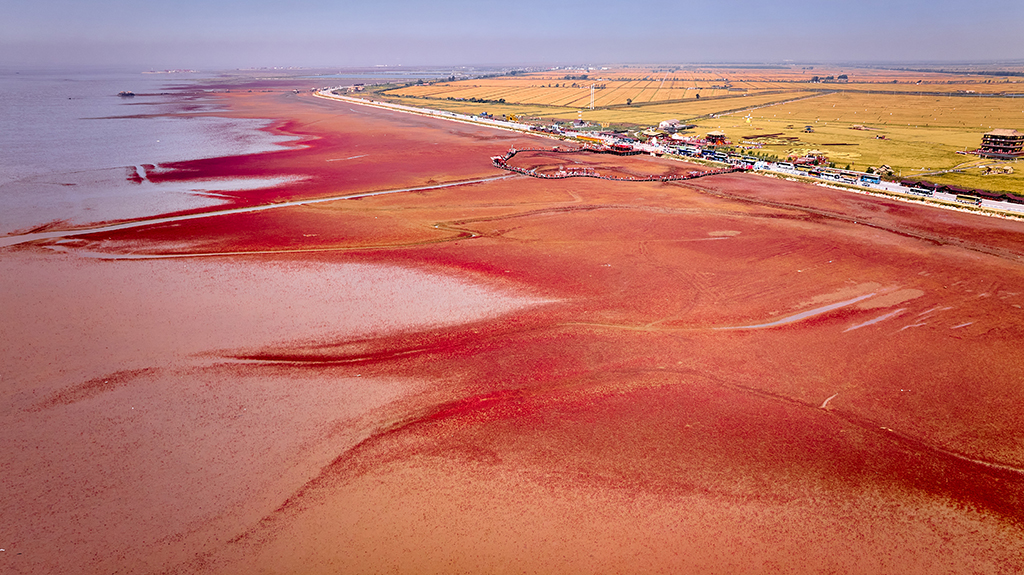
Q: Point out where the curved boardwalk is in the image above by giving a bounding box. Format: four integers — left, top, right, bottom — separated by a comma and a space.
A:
492, 146, 747, 182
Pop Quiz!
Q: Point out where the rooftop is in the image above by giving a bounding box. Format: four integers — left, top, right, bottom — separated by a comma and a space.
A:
984, 129, 1022, 137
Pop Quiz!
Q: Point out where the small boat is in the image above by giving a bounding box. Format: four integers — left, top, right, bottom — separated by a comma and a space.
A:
118, 91, 135, 97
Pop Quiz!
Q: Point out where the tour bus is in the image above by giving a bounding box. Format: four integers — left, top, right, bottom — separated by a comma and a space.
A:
860, 174, 882, 185
835, 170, 860, 184
955, 194, 982, 206
774, 162, 796, 171
817, 168, 842, 180
907, 187, 933, 197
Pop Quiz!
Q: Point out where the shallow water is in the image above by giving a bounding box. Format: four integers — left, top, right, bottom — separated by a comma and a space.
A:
0, 68, 297, 234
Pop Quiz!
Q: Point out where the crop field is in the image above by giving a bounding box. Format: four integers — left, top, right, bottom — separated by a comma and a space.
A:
691, 91, 1024, 192
369, 64, 1024, 194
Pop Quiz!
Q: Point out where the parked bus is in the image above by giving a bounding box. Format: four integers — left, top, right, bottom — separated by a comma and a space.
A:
907, 187, 933, 197
955, 194, 982, 206
860, 174, 881, 184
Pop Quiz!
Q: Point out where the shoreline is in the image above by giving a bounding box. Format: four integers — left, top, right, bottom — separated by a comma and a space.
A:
0, 175, 513, 249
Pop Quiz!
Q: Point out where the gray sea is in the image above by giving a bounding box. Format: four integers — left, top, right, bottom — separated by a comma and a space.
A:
0, 68, 296, 236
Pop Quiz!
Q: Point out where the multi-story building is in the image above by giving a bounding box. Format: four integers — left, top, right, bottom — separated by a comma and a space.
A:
979, 129, 1024, 159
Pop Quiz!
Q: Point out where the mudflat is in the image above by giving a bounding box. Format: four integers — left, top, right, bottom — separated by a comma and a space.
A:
2, 87, 1023, 574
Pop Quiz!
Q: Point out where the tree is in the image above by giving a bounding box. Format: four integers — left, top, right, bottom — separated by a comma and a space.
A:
626, 98, 632, 106
695, 93, 700, 100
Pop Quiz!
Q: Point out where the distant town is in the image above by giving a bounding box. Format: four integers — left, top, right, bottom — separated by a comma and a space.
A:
317, 86, 1024, 217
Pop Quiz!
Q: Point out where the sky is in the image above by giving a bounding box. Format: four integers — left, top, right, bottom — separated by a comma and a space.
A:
2, 0, 1023, 70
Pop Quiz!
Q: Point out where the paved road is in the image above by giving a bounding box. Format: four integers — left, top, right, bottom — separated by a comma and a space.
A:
762, 164, 1024, 216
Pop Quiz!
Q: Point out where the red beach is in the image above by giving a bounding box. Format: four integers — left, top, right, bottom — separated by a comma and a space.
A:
2, 83, 1023, 575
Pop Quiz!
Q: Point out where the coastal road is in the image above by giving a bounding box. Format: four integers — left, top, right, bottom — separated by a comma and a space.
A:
766, 165, 1024, 216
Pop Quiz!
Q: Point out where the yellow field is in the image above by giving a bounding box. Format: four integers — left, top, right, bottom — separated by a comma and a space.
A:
367, 64, 1024, 194
744, 91, 1024, 130
690, 91, 1024, 192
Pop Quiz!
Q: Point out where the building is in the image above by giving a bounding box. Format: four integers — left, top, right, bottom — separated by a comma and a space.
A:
979, 129, 1024, 159
658, 119, 695, 132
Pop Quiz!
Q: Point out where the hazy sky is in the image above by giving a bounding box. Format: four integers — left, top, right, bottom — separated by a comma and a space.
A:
3, 0, 1023, 69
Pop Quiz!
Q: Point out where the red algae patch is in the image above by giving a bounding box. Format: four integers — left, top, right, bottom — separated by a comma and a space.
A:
199, 370, 1024, 574
208, 446, 1023, 575
0, 252, 549, 394
2, 366, 424, 575
0, 250, 549, 575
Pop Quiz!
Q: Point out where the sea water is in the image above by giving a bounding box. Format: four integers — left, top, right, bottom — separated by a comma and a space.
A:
0, 68, 296, 235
